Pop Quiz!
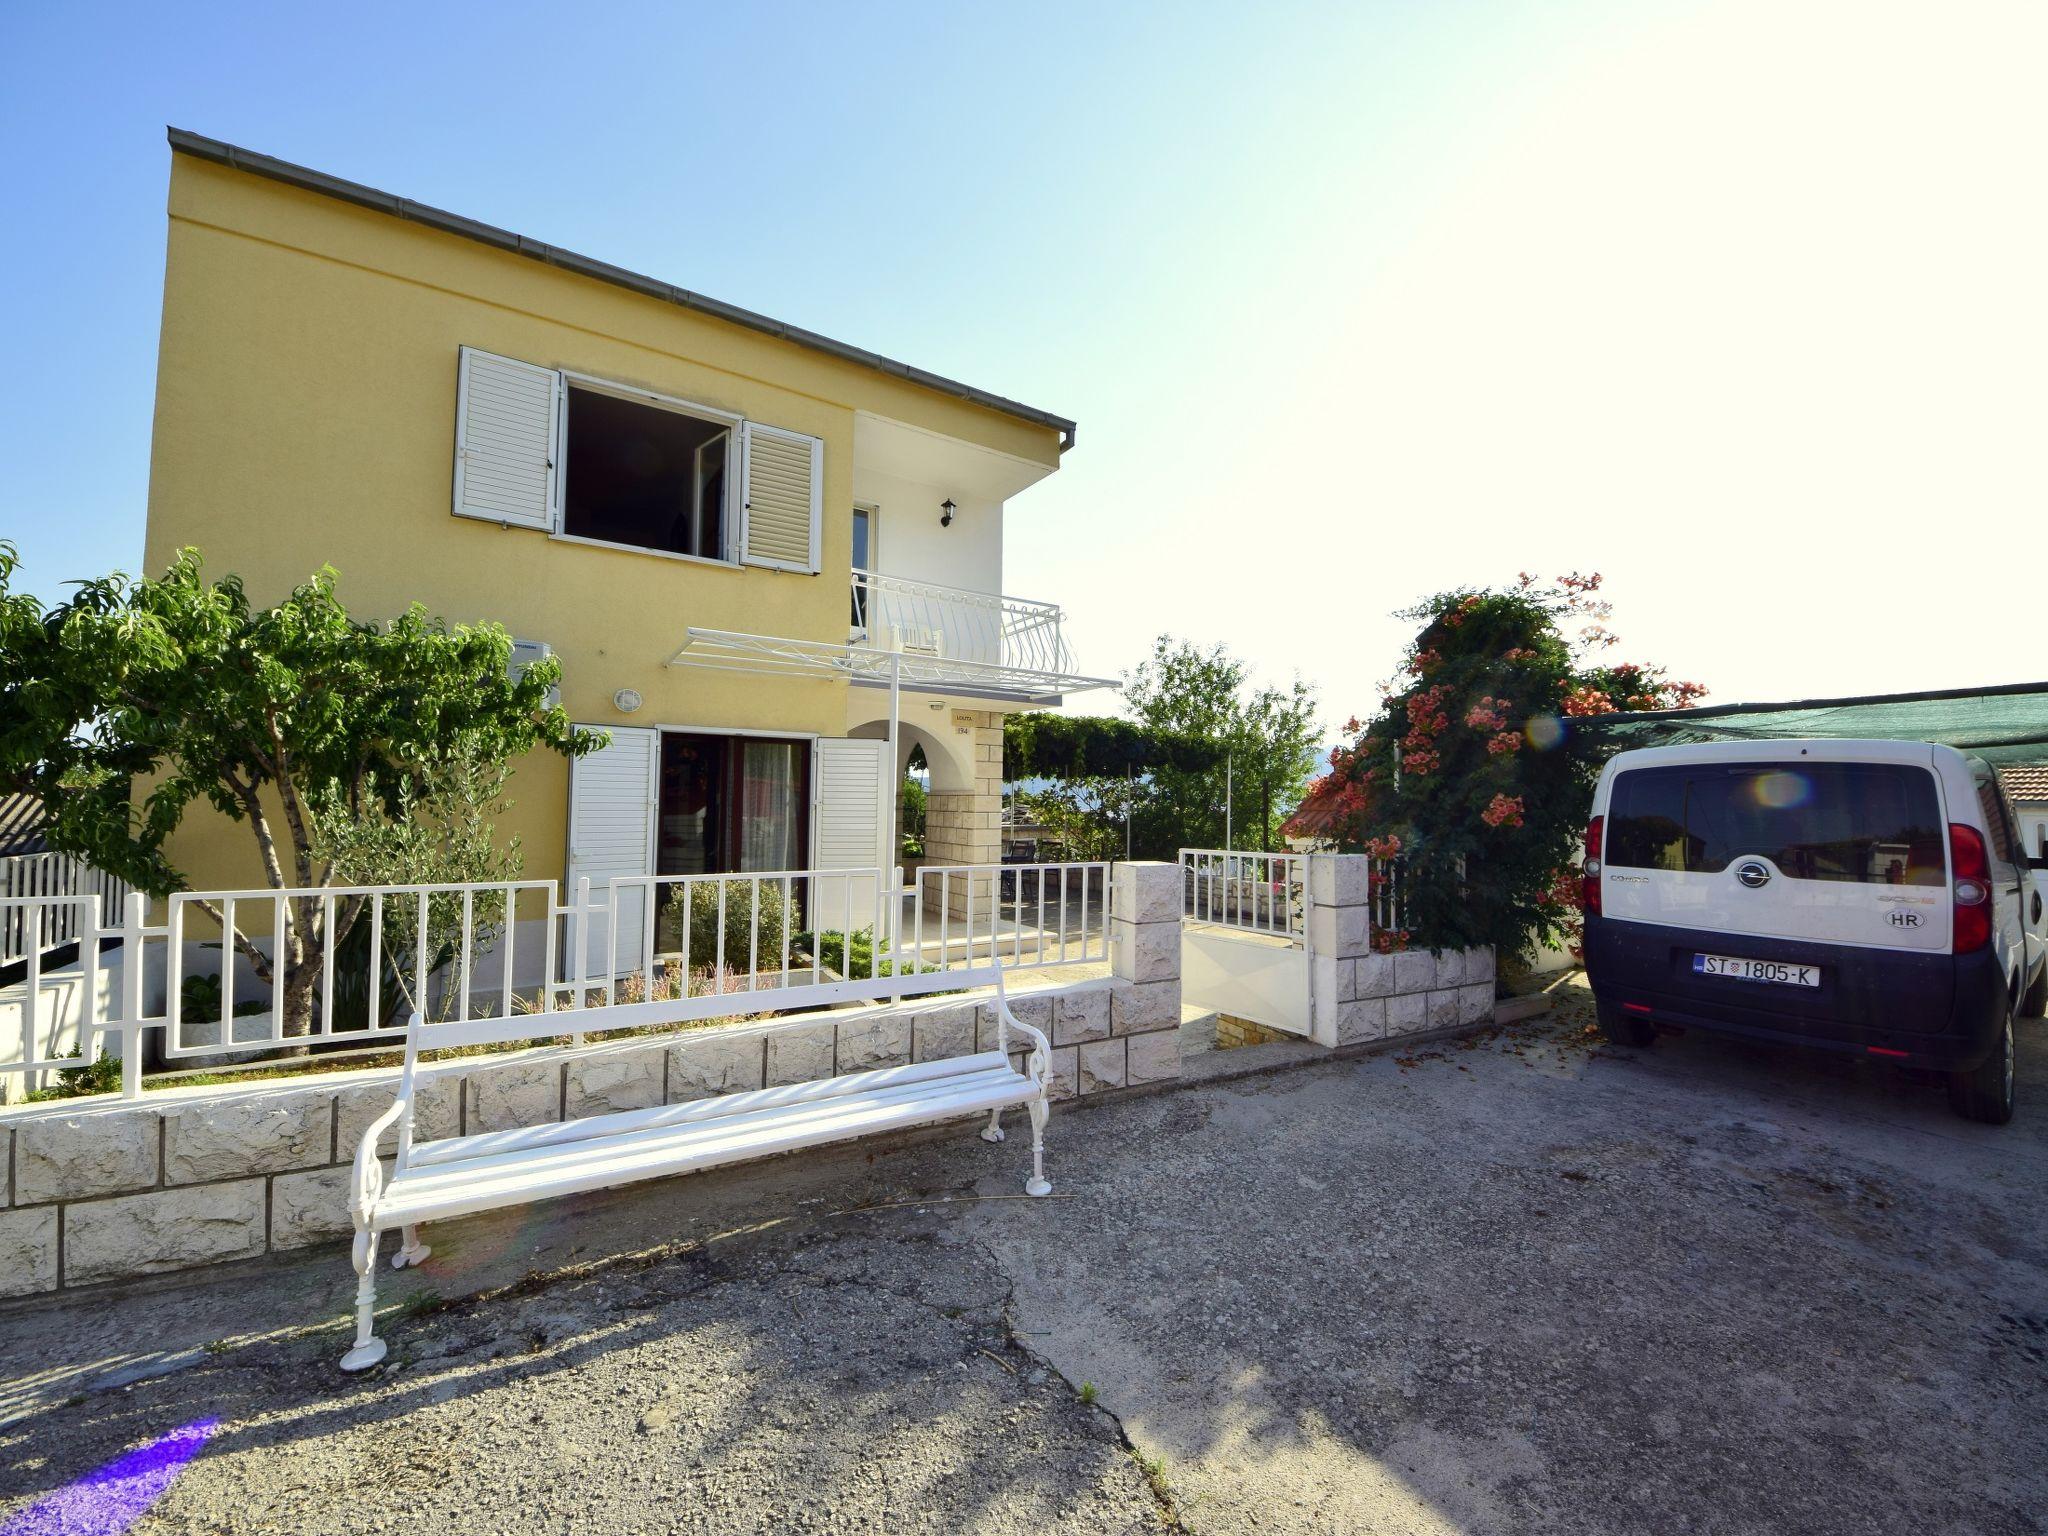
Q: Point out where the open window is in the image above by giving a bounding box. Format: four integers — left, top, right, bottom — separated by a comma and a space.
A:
560, 384, 732, 561
450, 348, 822, 572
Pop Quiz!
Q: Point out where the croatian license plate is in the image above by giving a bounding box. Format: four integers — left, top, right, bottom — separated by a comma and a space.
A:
1693, 953, 1820, 987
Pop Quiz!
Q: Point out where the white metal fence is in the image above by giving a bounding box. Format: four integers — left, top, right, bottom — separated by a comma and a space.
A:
1178, 850, 1308, 943
1, 853, 132, 971
903, 861, 1111, 971
1369, 859, 1404, 940
0, 860, 1114, 1099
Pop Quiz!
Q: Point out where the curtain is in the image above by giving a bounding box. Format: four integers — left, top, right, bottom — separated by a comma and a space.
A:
739, 741, 800, 872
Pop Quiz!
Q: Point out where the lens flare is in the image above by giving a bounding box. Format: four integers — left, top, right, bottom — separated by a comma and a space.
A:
1751, 771, 1809, 809
1525, 714, 1563, 752
3, 1416, 219, 1536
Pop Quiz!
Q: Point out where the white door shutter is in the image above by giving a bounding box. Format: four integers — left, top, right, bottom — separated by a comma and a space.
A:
813, 738, 890, 871
454, 346, 561, 530
739, 421, 822, 572
812, 737, 890, 937
566, 726, 658, 979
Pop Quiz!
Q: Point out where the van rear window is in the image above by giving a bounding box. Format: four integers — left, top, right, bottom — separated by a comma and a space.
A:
1606, 762, 1946, 885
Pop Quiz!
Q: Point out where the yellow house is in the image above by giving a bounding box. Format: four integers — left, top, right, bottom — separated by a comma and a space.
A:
142, 128, 1109, 956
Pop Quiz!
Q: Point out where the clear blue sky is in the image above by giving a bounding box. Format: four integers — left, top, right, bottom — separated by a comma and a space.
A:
3, 1, 2041, 725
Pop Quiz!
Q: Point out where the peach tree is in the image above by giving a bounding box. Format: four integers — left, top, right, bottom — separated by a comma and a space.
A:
0, 542, 596, 1039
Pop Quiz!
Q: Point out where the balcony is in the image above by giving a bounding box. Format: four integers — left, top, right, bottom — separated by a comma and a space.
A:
669, 569, 1112, 704
849, 569, 1078, 678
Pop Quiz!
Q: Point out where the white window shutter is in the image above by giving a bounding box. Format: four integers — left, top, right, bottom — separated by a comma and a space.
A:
739, 421, 822, 572
454, 346, 561, 530
565, 726, 658, 979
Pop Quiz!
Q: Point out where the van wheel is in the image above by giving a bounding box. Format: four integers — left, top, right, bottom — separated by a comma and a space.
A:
1597, 1002, 1656, 1048
1947, 1002, 2015, 1125
2022, 964, 2047, 1020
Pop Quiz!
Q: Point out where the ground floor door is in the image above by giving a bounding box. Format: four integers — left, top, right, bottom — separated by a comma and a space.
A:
565, 725, 888, 976
657, 733, 808, 878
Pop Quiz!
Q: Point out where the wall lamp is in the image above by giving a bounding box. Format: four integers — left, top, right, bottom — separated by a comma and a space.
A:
940, 499, 956, 528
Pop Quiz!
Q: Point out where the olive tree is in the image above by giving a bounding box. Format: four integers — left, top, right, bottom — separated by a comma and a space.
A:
0, 542, 595, 1037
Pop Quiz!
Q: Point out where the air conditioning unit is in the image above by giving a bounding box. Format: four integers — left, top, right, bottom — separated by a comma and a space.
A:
509, 638, 561, 709
897, 626, 946, 659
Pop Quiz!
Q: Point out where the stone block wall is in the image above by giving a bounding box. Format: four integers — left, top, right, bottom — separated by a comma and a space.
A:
922, 709, 1003, 913
1306, 854, 1494, 1049
1214, 1015, 1292, 1050
0, 870, 1185, 1297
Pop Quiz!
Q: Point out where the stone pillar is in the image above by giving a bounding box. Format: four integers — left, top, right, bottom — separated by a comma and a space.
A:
1307, 854, 1378, 1047
1083, 861, 1184, 1096
922, 709, 1004, 915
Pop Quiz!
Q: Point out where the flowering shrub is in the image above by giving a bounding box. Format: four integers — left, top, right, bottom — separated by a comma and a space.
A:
1480, 793, 1526, 829
1285, 573, 1705, 959
1464, 697, 1510, 732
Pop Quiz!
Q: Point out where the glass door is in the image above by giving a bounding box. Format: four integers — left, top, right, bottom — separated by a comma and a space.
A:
737, 739, 802, 872
851, 505, 876, 630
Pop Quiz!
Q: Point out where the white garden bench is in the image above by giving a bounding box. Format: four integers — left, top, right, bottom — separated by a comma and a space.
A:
341, 962, 1052, 1370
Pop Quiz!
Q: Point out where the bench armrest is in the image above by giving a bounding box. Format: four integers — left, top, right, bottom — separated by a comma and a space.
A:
351, 1093, 411, 1220
994, 999, 1053, 1088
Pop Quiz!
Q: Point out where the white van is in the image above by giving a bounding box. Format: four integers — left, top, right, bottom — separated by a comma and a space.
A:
1581, 740, 2048, 1123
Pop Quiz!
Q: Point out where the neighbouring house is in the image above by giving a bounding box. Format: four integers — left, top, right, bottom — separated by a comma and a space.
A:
141, 129, 1111, 967
0, 796, 47, 859
2000, 762, 2048, 860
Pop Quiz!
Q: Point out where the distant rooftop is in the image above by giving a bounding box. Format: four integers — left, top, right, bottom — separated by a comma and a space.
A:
166, 128, 1078, 451
0, 794, 47, 858
2000, 763, 2048, 802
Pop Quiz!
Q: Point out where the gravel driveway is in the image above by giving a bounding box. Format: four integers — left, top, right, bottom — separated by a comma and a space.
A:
3, 985, 2044, 1534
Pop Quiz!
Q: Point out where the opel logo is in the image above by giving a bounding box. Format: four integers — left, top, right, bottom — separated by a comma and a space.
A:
1735, 861, 1772, 889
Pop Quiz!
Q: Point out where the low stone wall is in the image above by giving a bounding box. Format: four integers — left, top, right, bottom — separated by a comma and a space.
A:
1306, 854, 1494, 1046
0, 862, 1189, 1298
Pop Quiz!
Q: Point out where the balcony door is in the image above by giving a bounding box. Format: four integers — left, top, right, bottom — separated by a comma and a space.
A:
851, 504, 877, 632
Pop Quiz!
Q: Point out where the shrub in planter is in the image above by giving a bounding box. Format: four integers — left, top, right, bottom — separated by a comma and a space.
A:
662, 878, 790, 975
795, 927, 940, 981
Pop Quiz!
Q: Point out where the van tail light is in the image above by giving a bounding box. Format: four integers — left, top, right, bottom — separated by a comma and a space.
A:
1582, 815, 1604, 916
1949, 822, 1991, 954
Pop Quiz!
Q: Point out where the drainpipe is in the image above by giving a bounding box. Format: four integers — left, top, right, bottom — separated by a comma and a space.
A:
886, 652, 901, 877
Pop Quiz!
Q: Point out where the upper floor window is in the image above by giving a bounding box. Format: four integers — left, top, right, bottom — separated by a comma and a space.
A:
451, 346, 823, 574
561, 385, 729, 561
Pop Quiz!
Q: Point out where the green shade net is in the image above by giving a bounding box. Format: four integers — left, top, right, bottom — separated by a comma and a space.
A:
1581, 682, 2048, 766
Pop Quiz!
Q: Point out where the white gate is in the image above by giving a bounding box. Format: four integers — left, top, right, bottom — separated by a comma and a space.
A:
1177, 849, 1312, 1036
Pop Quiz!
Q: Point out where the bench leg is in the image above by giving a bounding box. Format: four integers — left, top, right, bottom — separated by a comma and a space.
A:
392, 1224, 432, 1269
979, 1108, 1006, 1143
1025, 1095, 1052, 1198
339, 1228, 388, 1372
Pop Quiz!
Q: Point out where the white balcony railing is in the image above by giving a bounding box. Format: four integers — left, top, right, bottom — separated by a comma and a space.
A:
672, 571, 1112, 702
851, 569, 1078, 679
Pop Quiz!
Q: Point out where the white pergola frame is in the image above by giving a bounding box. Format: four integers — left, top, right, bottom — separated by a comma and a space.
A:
666, 627, 1116, 704
668, 627, 1117, 871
